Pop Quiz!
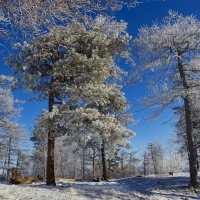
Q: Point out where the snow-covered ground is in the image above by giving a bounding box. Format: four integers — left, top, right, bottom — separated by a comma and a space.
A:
115, 173, 200, 200
0, 173, 199, 200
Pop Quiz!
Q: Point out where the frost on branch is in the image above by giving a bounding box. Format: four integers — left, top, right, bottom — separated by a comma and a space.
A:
134, 10, 200, 188
0, 75, 19, 124
0, 0, 139, 37
7, 16, 131, 100
0, 75, 24, 178
134, 10, 200, 113
10, 15, 135, 183
21, 16, 134, 152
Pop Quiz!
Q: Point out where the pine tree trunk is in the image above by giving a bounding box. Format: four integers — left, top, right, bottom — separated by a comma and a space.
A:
43, 166, 46, 179
108, 157, 112, 179
74, 152, 77, 179
177, 50, 199, 188
197, 150, 199, 171
82, 146, 86, 180
46, 92, 56, 186
101, 141, 109, 181
184, 97, 199, 188
92, 148, 96, 180
60, 155, 63, 178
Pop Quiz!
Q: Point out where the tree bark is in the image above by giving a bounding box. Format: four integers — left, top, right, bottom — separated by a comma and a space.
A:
46, 92, 56, 186
82, 146, 86, 180
177, 50, 199, 188
108, 156, 112, 179
184, 97, 199, 188
101, 141, 109, 181
92, 147, 96, 180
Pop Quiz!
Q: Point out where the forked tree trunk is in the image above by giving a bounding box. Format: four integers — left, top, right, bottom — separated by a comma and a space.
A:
177, 50, 199, 188
101, 141, 109, 181
46, 92, 56, 186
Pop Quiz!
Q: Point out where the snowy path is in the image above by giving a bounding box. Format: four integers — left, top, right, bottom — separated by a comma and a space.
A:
0, 174, 200, 200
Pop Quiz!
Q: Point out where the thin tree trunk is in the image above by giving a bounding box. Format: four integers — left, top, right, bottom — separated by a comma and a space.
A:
143, 156, 146, 177
177, 50, 199, 188
98, 154, 101, 177
143, 152, 147, 176
121, 155, 124, 177
108, 156, 112, 179
7, 136, 12, 179
74, 152, 77, 179
101, 141, 109, 181
150, 144, 157, 174
60, 154, 63, 178
43, 165, 46, 179
82, 146, 85, 180
16, 151, 19, 169
46, 92, 56, 186
92, 148, 96, 180
43, 146, 46, 179
2, 157, 7, 178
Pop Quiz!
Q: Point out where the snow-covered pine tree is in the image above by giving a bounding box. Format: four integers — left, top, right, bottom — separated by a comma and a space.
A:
7, 15, 134, 184
50, 16, 135, 181
54, 19, 135, 178
0, 0, 139, 38
134, 10, 200, 188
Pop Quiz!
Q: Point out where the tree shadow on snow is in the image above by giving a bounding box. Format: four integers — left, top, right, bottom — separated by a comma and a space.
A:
115, 175, 200, 199
8, 180, 147, 199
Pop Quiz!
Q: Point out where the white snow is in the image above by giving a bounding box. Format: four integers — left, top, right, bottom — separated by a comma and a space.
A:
0, 173, 199, 200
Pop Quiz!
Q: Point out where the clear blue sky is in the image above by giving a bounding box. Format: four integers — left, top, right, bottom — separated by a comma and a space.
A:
117, 0, 200, 153
1, 0, 200, 153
